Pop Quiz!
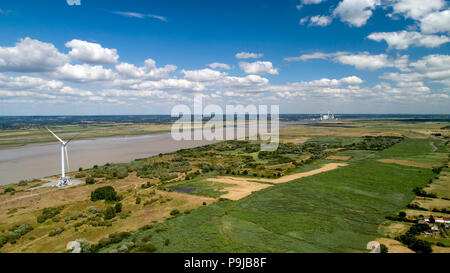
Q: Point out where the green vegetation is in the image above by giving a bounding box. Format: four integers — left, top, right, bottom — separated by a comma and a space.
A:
0, 224, 33, 248
115, 203, 122, 213
90, 186, 119, 202
37, 206, 64, 223
85, 177, 95, 184
396, 224, 433, 253
49, 227, 64, 237
97, 145, 435, 252
104, 207, 116, 220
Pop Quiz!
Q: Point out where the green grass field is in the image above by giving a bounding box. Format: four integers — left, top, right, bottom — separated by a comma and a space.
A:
377, 138, 448, 166
98, 139, 437, 253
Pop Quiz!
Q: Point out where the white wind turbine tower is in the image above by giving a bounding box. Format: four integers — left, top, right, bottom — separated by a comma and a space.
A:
47, 127, 74, 188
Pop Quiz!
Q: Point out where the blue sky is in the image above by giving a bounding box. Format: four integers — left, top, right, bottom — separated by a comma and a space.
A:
0, 0, 449, 114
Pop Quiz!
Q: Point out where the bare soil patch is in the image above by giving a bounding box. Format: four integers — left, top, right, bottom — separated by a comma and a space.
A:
326, 155, 352, 161
412, 197, 450, 211
432, 246, 450, 253
207, 177, 272, 200
375, 238, 414, 253
257, 163, 347, 184
207, 163, 347, 200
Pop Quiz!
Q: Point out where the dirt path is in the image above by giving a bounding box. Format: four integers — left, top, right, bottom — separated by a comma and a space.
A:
208, 163, 348, 200
0, 189, 57, 205
258, 163, 348, 184
430, 141, 438, 152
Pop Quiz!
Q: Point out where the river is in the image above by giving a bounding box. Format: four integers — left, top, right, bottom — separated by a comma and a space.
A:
0, 121, 309, 185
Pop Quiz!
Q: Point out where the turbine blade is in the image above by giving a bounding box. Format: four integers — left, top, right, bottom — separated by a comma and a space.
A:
65, 146, 70, 173
46, 127, 65, 143
65, 134, 78, 145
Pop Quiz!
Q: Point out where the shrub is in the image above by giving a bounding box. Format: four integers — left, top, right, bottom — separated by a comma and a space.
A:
432, 167, 442, 174
104, 207, 116, 220
164, 238, 170, 246
138, 225, 153, 231
87, 206, 99, 214
75, 173, 85, 178
398, 211, 407, 218
136, 197, 141, 204
4, 187, 15, 194
115, 203, 122, 213
85, 177, 95, 185
90, 186, 118, 202
18, 180, 28, 186
380, 244, 388, 253
413, 187, 437, 198
48, 227, 64, 237
170, 209, 180, 216
92, 232, 131, 252
141, 234, 153, 242
37, 206, 64, 223
3, 224, 34, 245
135, 242, 157, 253
0, 236, 7, 248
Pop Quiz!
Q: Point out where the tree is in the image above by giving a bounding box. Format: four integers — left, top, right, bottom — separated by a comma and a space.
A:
90, 186, 118, 202
104, 207, 116, 220
380, 244, 388, 253
398, 211, 407, 218
85, 177, 95, 185
115, 203, 122, 213
411, 240, 432, 253
136, 197, 141, 204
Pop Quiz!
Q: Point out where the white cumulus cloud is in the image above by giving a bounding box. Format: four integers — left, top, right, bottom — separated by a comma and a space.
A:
65, 39, 119, 65
309, 15, 333, 26
420, 9, 450, 34
0, 37, 69, 72
182, 68, 227, 82
333, 0, 379, 27
115, 59, 176, 80
367, 31, 450, 49
390, 0, 445, 20
235, 52, 263, 59
239, 61, 279, 75
208, 62, 231, 70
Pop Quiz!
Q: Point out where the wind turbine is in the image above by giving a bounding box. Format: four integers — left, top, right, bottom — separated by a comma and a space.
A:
47, 127, 74, 187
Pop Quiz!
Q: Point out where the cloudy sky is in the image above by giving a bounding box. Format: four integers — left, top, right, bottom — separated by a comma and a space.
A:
0, 0, 449, 115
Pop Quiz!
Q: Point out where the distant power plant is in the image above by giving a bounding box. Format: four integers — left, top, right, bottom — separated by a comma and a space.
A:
319, 111, 336, 121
